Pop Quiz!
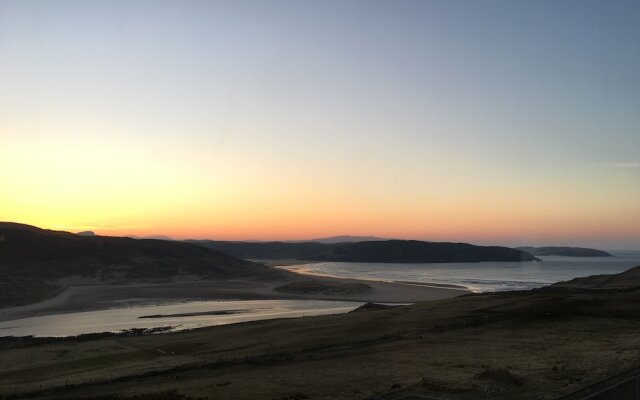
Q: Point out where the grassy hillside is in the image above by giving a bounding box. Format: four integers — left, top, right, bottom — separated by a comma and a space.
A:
0, 223, 285, 308
551, 265, 640, 290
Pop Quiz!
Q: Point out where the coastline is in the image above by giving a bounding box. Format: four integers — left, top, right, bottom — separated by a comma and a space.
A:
0, 269, 467, 323
269, 261, 469, 290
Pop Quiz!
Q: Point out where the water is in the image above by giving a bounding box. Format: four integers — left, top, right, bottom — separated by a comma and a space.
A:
0, 299, 361, 337
3, 251, 638, 337
278, 251, 640, 293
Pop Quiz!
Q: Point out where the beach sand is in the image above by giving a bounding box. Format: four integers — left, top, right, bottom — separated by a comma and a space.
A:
0, 272, 467, 322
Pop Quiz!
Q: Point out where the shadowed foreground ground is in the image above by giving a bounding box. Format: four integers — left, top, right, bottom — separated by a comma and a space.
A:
2, 269, 640, 400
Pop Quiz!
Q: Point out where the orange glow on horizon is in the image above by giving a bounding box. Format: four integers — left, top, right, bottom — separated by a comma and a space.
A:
1, 127, 638, 249
1, 0, 639, 250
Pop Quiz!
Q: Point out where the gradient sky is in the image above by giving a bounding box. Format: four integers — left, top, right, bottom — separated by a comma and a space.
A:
1, 0, 639, 249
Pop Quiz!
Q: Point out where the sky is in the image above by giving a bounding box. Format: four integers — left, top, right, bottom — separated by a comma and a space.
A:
1, 0, 639, 249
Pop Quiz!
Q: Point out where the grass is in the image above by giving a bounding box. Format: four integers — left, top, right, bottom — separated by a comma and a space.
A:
2, 288, 640, 399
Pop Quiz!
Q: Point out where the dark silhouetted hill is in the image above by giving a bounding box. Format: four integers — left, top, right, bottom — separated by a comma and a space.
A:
0, 222, 285, 306
551, 265, 640, 290
0, 222, 281, 282
188, 239, 536, 263
517, 246, 612, 257
186, 241, 327, 260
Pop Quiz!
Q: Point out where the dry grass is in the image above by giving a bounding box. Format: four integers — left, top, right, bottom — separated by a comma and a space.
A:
2, 289, 640, 399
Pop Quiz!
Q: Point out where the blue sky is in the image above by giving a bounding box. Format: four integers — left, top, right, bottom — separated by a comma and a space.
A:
1, 0, 639, 248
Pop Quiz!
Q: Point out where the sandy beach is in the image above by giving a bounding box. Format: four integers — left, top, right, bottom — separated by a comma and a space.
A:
0, 272, 467, 323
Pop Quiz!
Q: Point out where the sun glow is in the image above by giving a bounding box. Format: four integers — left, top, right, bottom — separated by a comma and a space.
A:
1, 1, 639, 249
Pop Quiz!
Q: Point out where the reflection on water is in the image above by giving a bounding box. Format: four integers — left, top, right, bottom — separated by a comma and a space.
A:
279, 251, 640, 292
0, 299, 361, 337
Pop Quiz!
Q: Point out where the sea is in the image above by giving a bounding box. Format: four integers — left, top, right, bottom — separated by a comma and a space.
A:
2, 251, 638, 337
277, 251, 640, 293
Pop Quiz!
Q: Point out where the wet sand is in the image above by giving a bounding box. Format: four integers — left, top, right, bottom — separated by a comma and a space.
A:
0, 273, 467, 323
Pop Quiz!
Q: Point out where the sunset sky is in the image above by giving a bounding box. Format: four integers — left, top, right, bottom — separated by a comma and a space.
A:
1, 0, 639, 249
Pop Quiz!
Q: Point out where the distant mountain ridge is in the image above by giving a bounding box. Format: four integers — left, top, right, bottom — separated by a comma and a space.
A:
300, 235, 388, 244
126, 234, 174, 240
517, 246, 612, 257
188, 239, 537, 263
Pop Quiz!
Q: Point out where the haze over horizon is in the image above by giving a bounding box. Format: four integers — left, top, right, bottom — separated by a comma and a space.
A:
1, 0, 639, 249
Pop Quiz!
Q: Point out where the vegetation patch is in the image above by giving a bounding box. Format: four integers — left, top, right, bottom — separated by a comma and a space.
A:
475, 368, 524, 387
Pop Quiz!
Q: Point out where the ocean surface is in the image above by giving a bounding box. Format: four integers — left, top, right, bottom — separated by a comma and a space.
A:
0, 299, 361, 337
3, 251, 638, 337
278, 251, 640, 292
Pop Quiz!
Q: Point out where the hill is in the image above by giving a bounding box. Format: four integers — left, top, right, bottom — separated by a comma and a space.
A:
0, 222, 284, 307
517, 246, 612, 257
550, 265, 640, 290
187, 239, 537, 263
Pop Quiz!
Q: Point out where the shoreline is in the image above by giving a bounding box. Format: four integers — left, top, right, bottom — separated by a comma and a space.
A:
0, 269, 467, 323
266, 259, 469, 291
278, 266, 469, 291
